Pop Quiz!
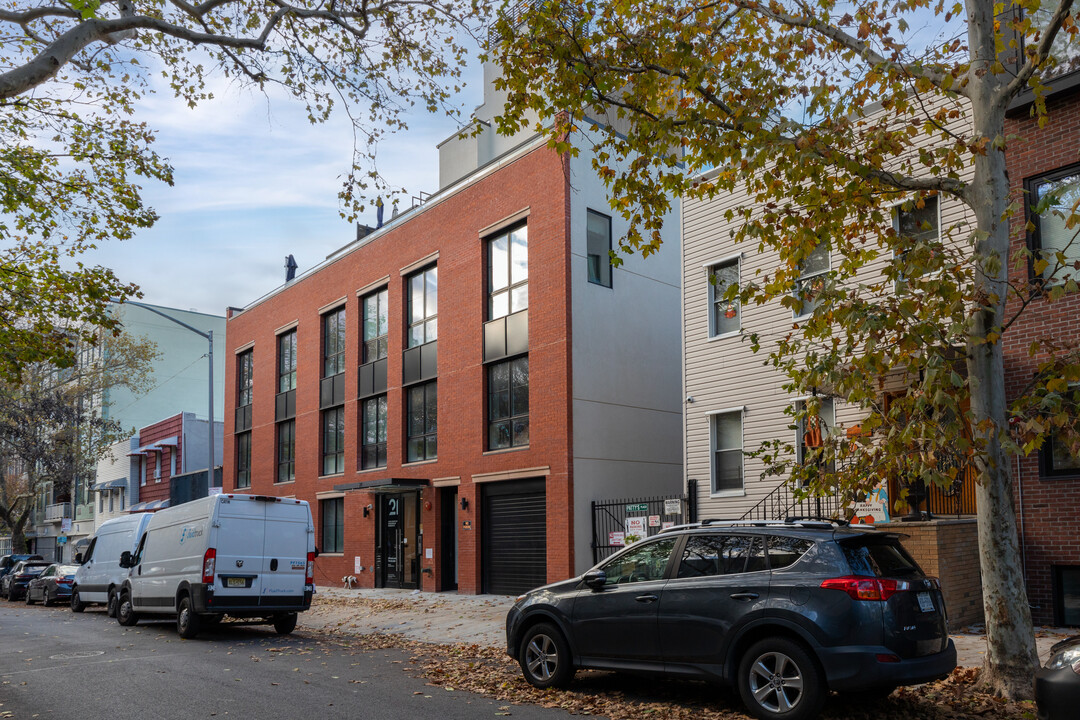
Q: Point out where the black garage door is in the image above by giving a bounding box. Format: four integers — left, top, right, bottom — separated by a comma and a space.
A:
482, 479, 547, 595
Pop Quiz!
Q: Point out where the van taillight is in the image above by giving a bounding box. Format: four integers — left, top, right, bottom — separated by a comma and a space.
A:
820, 576, 909, 601
202, 548, 217, 584
305, 552, 315, 585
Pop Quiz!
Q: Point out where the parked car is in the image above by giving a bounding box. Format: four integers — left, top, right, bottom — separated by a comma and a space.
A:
506, 519, 957, 720
70, 513, 153, 615
2, 560, 51, 602
1035, 635, 1080, 720
117, 493, 316, 638
0, 554, 43, 584
25, 564, 78, 606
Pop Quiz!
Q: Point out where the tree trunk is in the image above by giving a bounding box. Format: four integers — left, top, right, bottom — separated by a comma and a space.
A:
10, 524, 27, 554
965, 5, 1040, 694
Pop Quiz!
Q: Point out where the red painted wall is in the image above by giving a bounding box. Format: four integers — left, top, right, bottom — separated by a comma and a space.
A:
224, 144, 575, 593
135, 413, 184, 505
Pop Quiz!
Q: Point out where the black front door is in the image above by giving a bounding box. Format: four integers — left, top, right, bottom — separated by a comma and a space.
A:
378, 492, 419, 589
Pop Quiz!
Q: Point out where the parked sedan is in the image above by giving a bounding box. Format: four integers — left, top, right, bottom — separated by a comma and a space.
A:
1035, 635, 1080, 720
2, 561, 50, 601
25, 564, 77, 606
0, 554, 43, 584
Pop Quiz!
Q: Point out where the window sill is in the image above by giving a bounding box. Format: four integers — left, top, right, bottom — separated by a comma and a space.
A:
318, 473, 345, 480
273, 479, 296, 486
710, 489, 746, 499
357, 466, 387, 474
483, 445, 530, 456
707, 330, 741, 342
403, 458, 438, 467
319, 553, 344, 558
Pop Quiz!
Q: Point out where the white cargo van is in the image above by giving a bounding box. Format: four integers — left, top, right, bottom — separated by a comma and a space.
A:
71, 513, 153, 616
117, 493, 315, 638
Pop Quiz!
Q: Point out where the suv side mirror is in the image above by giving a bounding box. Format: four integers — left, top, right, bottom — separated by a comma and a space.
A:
583, 570, 607, 590
118, 551, 132, 569
74, 553, 83, 565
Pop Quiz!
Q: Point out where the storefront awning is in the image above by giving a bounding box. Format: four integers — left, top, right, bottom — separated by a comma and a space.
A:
334, 477, 428, 494
128, 499, 170, 513
92, 478, 127, 492
127, 436, 179, 456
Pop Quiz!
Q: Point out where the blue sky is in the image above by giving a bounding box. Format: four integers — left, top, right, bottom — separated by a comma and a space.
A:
82, 68, 483, 317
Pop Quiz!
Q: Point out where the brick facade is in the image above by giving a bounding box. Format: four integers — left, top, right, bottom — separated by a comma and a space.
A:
133, 413, 184, 506
1004, 89, 1080, 625
224, 143, 577, 594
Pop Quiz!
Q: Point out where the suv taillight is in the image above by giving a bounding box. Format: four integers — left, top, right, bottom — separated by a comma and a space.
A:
305, 552, 315, 585
820, 575, 910, 601
202, 548, 216, 584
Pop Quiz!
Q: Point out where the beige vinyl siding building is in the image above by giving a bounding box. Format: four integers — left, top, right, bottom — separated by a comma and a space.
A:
681, 143, 976, 520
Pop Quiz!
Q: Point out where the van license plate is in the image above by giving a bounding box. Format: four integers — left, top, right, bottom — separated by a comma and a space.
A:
227, 578, 246, 588
917, 592, 934, 612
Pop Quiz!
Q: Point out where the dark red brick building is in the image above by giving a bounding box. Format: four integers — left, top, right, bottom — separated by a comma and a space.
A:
1005, 73, 1080, 625
223, 68, 683, 595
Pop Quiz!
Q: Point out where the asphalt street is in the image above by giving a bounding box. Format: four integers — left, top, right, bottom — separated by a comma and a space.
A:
0, 602, 580, 720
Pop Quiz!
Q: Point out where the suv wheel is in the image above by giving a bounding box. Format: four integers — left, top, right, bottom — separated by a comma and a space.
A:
70, 588, 86, 613
519, 623, 573, 689
738, 638, 825, 720
176, 596, 201, 639
116, 591, 140, 627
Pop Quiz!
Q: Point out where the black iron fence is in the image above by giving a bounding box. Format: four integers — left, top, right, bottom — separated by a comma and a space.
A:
591, 481, 696, 565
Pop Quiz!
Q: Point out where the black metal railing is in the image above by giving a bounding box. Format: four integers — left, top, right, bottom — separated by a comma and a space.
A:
591, 484, 692, 564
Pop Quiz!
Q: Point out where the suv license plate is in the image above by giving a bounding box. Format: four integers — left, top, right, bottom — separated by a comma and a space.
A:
917, 591, 935, 612
227, 578, 245, 589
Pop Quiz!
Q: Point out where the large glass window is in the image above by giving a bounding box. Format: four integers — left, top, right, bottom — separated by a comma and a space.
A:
708, 259, 740, 337
894, 196, 939, 294
276, 420, 295, 483
278, 331, 297, 392
322, 406, 345, 476
361, 395, 388, 470
406, 382, 438, 462
407, 266, 438, 347
362, 288, 389, 363
488, 356, 529, 450
323, 306, 346, 377
1029, 166, 1080, 284
599, 538, 677, 585
320, 498, 345, 554
794, 242, 829, 318
586, 210, 612, 287
235, 432, 251, 489
488, 225, 528, 320
711, 411, 743, 493
237, 350, 254, 407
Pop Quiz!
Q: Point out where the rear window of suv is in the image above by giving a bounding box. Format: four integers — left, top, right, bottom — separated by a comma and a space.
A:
841, 538, 922, 578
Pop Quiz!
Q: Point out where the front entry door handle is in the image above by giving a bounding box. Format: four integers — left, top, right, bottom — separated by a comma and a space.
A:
730, 592, 758, 601
634, 594, 658, 603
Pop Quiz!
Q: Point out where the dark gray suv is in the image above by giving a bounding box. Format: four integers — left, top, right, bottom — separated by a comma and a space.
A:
505, 519, 956, 720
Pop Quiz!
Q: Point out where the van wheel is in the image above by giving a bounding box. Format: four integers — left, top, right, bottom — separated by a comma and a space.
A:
117, 591, 140, 627
176, 596, 201, 639
518, 623, 574, 689
737, 637, 825, 720
106, 589, 118, 618
70, 588, 86, 613
272, 613, 298, 635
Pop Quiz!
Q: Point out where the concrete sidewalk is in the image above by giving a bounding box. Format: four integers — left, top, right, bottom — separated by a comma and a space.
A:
301, 585, 1075, 668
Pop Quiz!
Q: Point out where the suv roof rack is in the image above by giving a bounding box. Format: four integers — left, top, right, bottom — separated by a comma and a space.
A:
657, 517, 861, 535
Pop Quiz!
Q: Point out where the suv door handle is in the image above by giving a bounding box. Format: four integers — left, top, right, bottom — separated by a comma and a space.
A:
730, 592, 758, 601
635, 594, 658, 603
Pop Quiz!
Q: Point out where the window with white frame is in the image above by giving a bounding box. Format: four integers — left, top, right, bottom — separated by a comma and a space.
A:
794, 243, 829, 318
488, 225, 528, 320
796, 398, 835, 466
708, 258, 740, 337
407, 266, 438, 347
711, 410, 744, 494
894, 196, 939, 294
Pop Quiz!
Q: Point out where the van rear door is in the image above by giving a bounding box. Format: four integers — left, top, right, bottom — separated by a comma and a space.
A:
260, 500, 310, 604
214, 496, 267, 602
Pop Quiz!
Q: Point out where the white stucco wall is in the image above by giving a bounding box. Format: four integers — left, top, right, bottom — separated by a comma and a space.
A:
568, 149, 684, 573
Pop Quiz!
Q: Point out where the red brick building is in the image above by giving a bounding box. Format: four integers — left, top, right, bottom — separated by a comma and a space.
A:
1004, 76, 1080, 626
222, 67, 683, 595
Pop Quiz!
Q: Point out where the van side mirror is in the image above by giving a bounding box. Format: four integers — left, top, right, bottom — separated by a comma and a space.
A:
583, 570, 607, 590
74, 553, 83, 565
119, 551, 132, 569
